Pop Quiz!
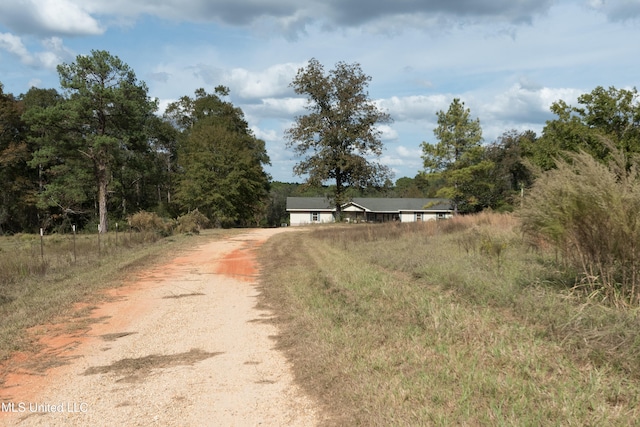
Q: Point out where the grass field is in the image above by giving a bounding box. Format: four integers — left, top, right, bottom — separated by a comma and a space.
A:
0, 229, 239, 363
258, 213, 640, 426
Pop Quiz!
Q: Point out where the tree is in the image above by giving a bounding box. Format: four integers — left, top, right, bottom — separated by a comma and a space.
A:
484, 130, 536, 210
421, 98, 490, 213
265, 182, 298, 227
168, 88, 270, 227
422, 99, 482, 171
393, 174, 430, 198
534, 86, 640, 170
34, 50, 157, 233
0, 83, 37, 232
285, 58, 392, 218
576, 86, 640, 154
24, 87, 96, 230
144, 115, 180, 215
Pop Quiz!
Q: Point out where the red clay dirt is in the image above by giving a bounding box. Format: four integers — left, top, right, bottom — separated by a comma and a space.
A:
1, 259, 182, 406
216, 247, 259, 282
0, 228, 318, 426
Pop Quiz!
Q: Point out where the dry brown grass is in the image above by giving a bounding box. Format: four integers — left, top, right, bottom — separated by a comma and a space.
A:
258, 213, 640, 425
520, 147, 640, 306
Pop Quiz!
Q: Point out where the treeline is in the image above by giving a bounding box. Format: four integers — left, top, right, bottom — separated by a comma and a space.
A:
1, 49, 639, 234
275, 85, 640, 222
419, 86, 640, 214
0, 50, 271, 234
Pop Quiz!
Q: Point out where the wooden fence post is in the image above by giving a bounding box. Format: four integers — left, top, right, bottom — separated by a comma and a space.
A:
72, 224, 77, 263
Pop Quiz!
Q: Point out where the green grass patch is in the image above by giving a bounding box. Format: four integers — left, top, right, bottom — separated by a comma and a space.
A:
258, 215, 640, 425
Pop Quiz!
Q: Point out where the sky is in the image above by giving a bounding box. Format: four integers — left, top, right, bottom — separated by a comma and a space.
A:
0, 0, 639, 183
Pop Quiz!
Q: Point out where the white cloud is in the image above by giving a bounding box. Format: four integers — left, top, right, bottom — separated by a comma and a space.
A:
481, 82, 584, 129
27, 78, 43, 88
182, 61, 301, 100
537, 87, 584, 109
377, 124, 398, 141
225, 63, 300, 99
38, 37, 74, 68
42, 36, 71, 54
250, 126, 278, 142
35, 51, 62, 69
378, 95, 450, 122
0, 33, 73, 70
244, 97, 307, 120
397, 145, 422, 158
380, 155, 406, 167
39, 0, 103, 35
0, 0, 102, 36
0, 33, 32, 64
378, 143, 426, 174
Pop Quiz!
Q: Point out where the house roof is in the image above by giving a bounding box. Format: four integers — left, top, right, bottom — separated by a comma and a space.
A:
286, 197, 452, 212
286, 197, 334, 211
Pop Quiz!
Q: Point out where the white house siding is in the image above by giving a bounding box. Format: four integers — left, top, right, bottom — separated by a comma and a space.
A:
399, 212, 451, 222
289, 211, 334, 226
286, 197, 453, 225
434, 212, 454, 220
399, 212, 414, 223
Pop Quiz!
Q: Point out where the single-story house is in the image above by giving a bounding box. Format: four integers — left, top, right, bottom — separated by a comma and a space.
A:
286, 197, 453, 226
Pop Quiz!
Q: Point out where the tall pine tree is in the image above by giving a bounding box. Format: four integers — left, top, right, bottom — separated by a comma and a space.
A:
27, 50, 157, 232
421, 98, 491, 213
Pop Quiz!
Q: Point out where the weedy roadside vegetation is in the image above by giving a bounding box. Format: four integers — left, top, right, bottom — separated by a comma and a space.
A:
520, 147, 640, 307
258, 213, 640, 426
0, 225, 236, 363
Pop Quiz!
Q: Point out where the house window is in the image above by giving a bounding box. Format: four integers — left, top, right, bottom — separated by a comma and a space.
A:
415, 212, 423, 222
311, 212, 319, 222
437, 212, 446, 220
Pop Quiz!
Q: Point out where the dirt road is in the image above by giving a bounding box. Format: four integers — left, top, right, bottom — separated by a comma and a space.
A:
1, 228, 319, 426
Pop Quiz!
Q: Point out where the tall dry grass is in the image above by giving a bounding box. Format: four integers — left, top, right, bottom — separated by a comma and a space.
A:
0, 229, 162, 288
519, 147, 640, 306
0, 209, 216, 289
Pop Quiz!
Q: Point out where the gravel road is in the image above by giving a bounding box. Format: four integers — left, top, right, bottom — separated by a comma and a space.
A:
0, 228, 319, 426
